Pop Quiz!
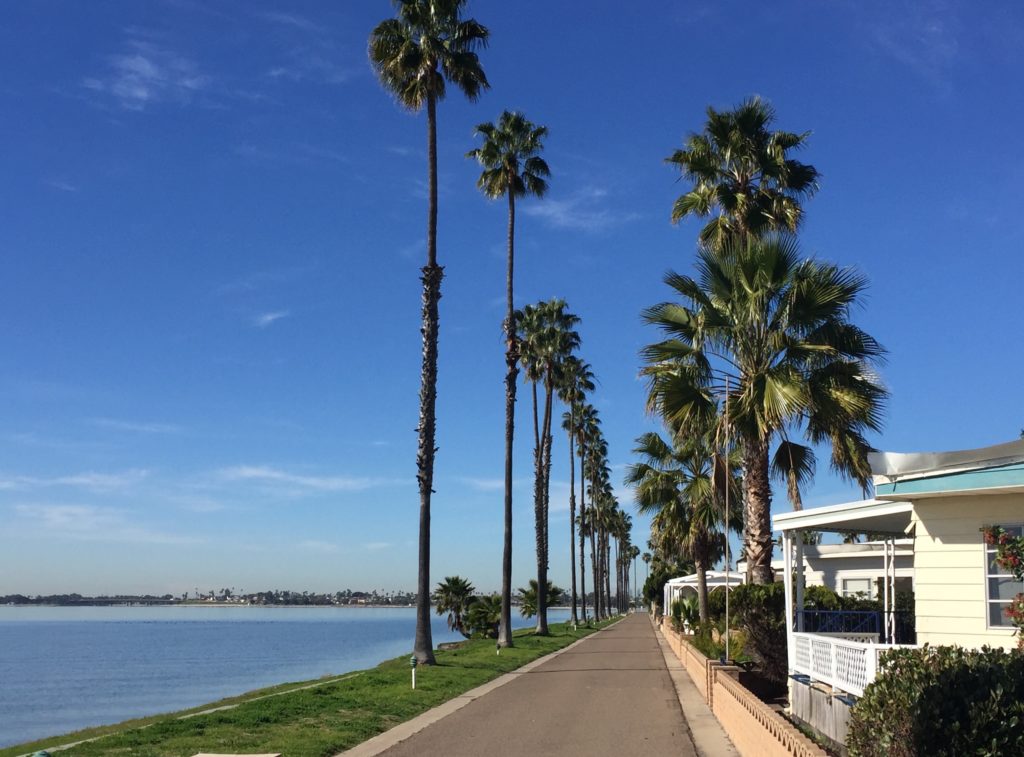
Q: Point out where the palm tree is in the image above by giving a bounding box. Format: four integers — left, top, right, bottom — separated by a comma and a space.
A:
642, 235, 888, 584
517, 579, 564, 619
559, 358, 595, 625
466, 110, 549, 648
431, 575, 476, 638
583, 434, 608, 618
627, 430, 741, 622
466, 594, 501, 638
517, 299, 580, 634
369, 0, 489, 665
666, 96, 819, 249
642, 551, 651, 604
575, 403, 599, 622
626, 544, 634, 610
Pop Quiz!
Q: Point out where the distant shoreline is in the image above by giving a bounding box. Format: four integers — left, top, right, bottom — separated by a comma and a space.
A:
1, 602, 417, 609
2, 602, 573, 610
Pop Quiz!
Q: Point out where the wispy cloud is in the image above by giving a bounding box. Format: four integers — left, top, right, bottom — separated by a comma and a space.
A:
218, 465, 381, 492
364, 541, 392, 551
253, 310, 290, 328
398, 240, 425, 261
12, 503, 201, 545
3, 432, 107, 453
299, 539, 340, 553
83, 38, 210, 111
43, 178, 79, 192
458, 476, 505, 492
522, 187, 641, 231
232, 142, 347, 166
257, 11, 324, 33
90, 417, 182, 434
214, 265, 314, 296
860, 0, 959, 91
457, 476, 533, 493
0, 469, 150, 493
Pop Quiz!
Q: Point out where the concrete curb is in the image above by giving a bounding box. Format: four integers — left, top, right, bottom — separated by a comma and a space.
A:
652, 616, 738, 757
337, 618, 625, 757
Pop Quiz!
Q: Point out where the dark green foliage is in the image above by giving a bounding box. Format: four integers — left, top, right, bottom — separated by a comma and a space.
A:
802, 584, 842, 610
706, 586, 727, 621
688, 620, 749, 663
670, 598, 684, 630
517, 580, 564, 619
728, 583, 787, 683
643, 561, 693, 613
431, 575, 476, 638
848, 645, 1024, 757
465, 594, 501, 638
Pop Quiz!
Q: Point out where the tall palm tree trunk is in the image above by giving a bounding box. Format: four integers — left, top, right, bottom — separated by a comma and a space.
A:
613, 539, 618, 613
695, 555, 709, 623
414, 92, 441, 665
744, 436, 774, 585
531, 381, 547, 635
578, 443, 588, 623
498, 191, 517, 648
589, 512, 600, 620
567, 424, 578, 624
535, 382, 553, 635
604, 532, 612, 616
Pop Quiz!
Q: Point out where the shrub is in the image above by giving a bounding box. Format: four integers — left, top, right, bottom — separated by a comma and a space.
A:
465, 594, 501, 638
803, 584, 842, 610
848, 645, 1024, 756
644, 560, 694, 614
670, 598, 684, 631
706, 586, 727, 622
688, 620, 749, 663
729, 582, 787, 683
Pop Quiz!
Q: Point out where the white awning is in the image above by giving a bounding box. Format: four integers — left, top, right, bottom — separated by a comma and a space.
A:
773, 498, 913, 536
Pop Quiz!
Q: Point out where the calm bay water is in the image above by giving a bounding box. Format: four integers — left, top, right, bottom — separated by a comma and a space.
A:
0, 605, 571, 748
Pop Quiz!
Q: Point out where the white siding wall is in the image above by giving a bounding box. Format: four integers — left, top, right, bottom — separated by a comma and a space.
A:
913, 494, 1020, 649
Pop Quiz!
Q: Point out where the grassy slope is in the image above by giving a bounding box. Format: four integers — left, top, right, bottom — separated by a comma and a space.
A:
4, 619, 617, 757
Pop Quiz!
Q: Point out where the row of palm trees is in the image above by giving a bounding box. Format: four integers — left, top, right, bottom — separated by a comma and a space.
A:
369, 1, 634, 662
518, 299, 637, 630
633, 97, 889, 615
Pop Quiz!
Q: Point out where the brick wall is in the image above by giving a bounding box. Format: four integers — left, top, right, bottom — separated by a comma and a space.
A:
660, 625, 825, 757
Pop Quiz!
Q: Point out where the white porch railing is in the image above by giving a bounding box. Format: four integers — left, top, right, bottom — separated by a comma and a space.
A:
791, 632, 914, 697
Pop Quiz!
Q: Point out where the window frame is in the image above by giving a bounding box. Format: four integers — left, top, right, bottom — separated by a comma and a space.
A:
841, 577, 873, 599
984, 523, 1024, 630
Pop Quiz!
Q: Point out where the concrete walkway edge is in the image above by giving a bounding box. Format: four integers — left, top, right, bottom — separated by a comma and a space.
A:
652, 616, 738, 757
337, 619, 624, 757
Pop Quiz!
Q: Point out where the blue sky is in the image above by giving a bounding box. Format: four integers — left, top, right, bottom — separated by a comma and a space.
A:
2, 1, 1023, 596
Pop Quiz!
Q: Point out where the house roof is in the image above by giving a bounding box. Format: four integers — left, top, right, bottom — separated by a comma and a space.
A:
870, 438, 1024, 498
665, 570, 744, 588
772, 498, 913, 536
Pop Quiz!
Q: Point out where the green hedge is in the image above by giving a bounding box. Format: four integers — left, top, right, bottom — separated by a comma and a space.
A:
729, 583, 787, 683
848, 645, 1024, 756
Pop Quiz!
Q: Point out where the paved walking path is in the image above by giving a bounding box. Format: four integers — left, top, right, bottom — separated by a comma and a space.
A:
344, 613, 732, 757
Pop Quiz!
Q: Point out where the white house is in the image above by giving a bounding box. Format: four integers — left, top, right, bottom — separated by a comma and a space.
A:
663, 542, 913, 620
773, 438, 1024, 745
663, 570, 744, 614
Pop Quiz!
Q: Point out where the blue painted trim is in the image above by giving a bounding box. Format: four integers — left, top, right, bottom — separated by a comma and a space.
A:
875, 462, 1024, 496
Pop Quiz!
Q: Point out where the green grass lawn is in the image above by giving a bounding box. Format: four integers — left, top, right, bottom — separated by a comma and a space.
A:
3, 618, 618, 757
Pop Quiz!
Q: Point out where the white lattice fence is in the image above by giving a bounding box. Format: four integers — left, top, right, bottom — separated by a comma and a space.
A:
790, 633, 913, 697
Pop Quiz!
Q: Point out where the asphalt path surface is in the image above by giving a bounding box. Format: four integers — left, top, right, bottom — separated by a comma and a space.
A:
379, 613, 697, 756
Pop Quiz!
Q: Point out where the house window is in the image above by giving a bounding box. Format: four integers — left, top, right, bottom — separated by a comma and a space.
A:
842, 578, 872, 598
985, 524, 1024, 628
